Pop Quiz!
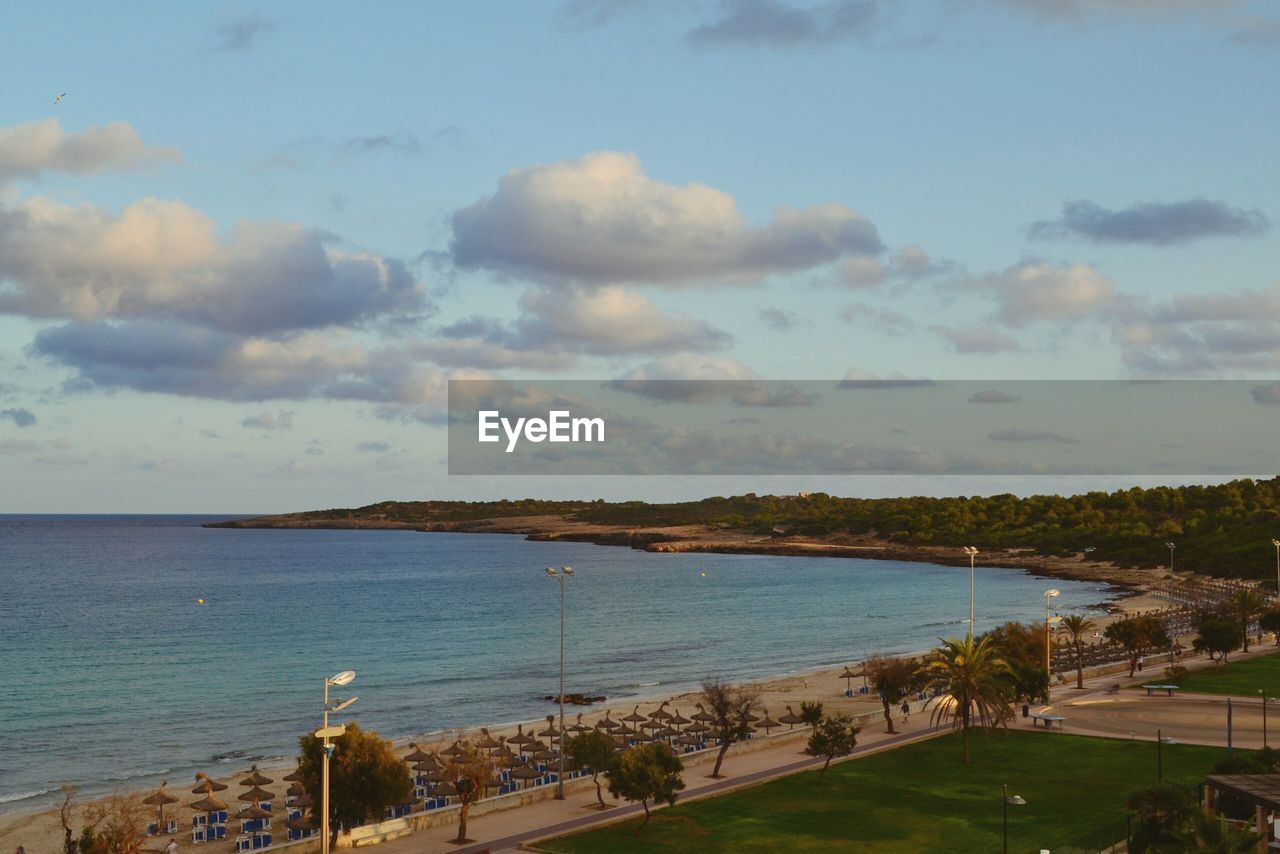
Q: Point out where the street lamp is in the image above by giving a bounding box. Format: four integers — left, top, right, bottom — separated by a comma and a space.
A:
1165, 542, 1176, 573
318, 670, 357, 854
1261, 690, 1274, 749
1044, 589, 1060, 703
964, 546, 979, 638
545, 566, 574, 800
1002, 784, 1026, 854
1271, 539, 1279, 601
1156, 729, 1176, 782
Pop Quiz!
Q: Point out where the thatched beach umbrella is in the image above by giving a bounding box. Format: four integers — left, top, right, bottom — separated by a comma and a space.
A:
839, 666, 858, 693
239, 804, 272, 821
533, 749, 560, 764
286, 782, 305, 797
434, 781, 460, 797
476, 729, 503, 751
292, 793, 313, 810
418, 767, 448, 784
676, 734, 702, 747
622, 706, 647, 724
756, 710, 782, 734
509, 765, 541, 788
653, 726, 679, 740
238, 785, 276, 804
191, 774, 228, 794
190, 791, 228, 813
567, 713, 591, 734
441, 740, 466, 758
282, 768, 304, 783
596, 711, 620, 730
142, 781, 179, 828
684, 721, 710, 735
667, 710, 691, 729
614, 723, 637, 738
507, 724, 534, 753
691, 704, 716, 724
778, 705, 804, 729
538, 715, 563, 741
404, 743, 433, 764
285, 814, 316, 832
649, 702, 673, 721
239, 765, 273, 787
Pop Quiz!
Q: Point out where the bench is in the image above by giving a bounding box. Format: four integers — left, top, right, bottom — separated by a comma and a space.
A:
1030, 713, 1066, 729
1141, 684, 1180, 696
1105, 684, 1121, 695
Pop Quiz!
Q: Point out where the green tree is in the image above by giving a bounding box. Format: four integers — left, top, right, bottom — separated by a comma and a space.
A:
1259, 610, 1280, 645
798, 700, 824, 727
865, 655, 920, 734
429, 737, 498, 843
297, 722, 412, 847
1060, 614, 1097, 690
1126, 783, 1197, 852
78, 791, 150, 854
921, 635, 1015, 764
568, 729, 618, 808
700, 678, 760, 778
1193, 616, 1243, 664
1163, 808, 1261, 852
804, 715, 859, 779
1105, 615, 1172, 677
1230, 588, 1266, 652
981, 622, 1048, 702
605, 742, 685, 836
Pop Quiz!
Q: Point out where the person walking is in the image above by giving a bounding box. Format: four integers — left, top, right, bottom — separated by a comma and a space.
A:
900, 700, 910, 724
163, 838, 178, 854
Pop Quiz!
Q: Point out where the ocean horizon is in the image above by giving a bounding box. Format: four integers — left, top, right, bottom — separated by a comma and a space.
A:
0, 515, 1119, 815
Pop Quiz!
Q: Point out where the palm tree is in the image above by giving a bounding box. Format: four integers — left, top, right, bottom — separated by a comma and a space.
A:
1060, 614, 1096, 690
1231, 588, 1266, 653
921, 635, 1015, 764
1163, 808, 1260, 853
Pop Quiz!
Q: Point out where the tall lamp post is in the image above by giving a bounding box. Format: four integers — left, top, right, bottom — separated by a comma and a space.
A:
964, 546, 979, 638
1165, 541, 1176, 573
318, 670, 357, 854
1002, 784, 1026, 854
1271, 539, 1280, 601
1261, 690, 1273, 749
545, 566, 574, 800
1044, 589, 1060, 703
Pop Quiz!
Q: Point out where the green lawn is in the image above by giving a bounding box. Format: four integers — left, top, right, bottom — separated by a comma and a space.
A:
541, 730, 1230, 853
1173, 648, 1280, 696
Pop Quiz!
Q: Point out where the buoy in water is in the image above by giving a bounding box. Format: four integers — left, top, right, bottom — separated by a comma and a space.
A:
197, 598, 205, 605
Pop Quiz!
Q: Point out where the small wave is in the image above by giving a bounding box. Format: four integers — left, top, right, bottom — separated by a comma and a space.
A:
105, 767, 170, 782
626, 681, 660, 688
0, 788, 56, 804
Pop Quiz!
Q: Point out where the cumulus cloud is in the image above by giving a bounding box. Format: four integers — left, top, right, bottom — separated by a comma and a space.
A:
32, 320, 450, 408
344, 134, 423, 156
1110, 283, 1280, 376
425, 286, 730, 369
837, 368, 935, 389
0, 407, 36, 427
606, 355, 806, 404
215, 14, 276, 52
0, 195, 424, 334
840, 302, 913, 335
688, 0, 879, 48
0, 119, 179, 182
241, 410, 294, 430
1029, 198, 1268, 245
450, 151, 883, 286
988, 427, 1081, 444
758, 306, 806, 331
969, 389, 1019, 404
837, 244, 950, 288
973, 260, 1116, 325
931, 324, 1023, 354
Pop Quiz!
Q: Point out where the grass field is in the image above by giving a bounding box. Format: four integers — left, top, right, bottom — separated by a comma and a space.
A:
1173, 648, 1280, 696
541, 730, 1230, 853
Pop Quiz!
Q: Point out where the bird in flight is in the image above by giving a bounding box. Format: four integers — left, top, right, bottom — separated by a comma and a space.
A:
54, 92, 66, 105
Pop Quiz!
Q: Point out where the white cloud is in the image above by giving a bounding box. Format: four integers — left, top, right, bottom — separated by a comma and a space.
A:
0, 119, 178, 182
450, 151, 882, 286
931, 324, 1023, 354
241, 410, 294, 430
975, 260, 1116, 325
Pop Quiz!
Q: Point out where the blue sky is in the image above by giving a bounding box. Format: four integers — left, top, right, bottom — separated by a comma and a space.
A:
1, 0, 1277, 512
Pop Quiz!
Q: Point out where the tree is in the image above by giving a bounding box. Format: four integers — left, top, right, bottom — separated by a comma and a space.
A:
798, 700, 824, 727
921, 635, 1015, 764
1193, 616, 1243, 664
1230, 588, 1266, 652
865, 655, 920, 734
1165, 807, 1260, 852
1104, 615, 1172, 676
605, 742, 685, 836
700, 678, 760, 778
1059, 614, 1096, 690
78, 791, 150, 854
568, 729, 618, 808
805, 715, 859, 779
59, 785, 78, 854
429, 737, 498, 843
1259, 609, 1280, 645
981, 621, 1048, 702
297, 721, 412, 847
1126, 783, 1197, 852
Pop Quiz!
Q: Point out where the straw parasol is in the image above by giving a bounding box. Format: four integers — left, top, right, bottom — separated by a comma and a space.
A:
676, 734, 702, 747
756, 710, 782, 734
189, 791, 228, 814
404, 743, 433, 764
286, 782, 305, 797
191, 774, 228, 794
508, 765, 541, 786
476, 728, 503, 751
596, 711, 620, 730
238, 785, 276, 803
690, 704, 716, 724
239, 804, 272, 820
614, 723, 637, 737
567, 713, 591, 734
839, 666, 858, 693
684, 722, 710, 735
417, 767, 448, 784
622, 706, 647, 724
507, 724, 534, 753
649, 702, 673, 721
292, 793, 313, 810
778, 705, 804, 729
533, 748, 560, 763
441, 740, 466, 758
434, 781, 460, 796
282, 769, 304, 783
667, 710, 691, 729
142, 781, 178, 828
239, 765, 273, 787
285, 814, 317, 832
537, 715, 563, 740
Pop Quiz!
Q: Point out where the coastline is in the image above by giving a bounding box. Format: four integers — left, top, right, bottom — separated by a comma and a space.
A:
205, 512, 1159, 593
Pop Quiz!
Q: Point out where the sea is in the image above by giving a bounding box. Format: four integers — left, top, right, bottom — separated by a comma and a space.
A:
0, 515, 1121, 814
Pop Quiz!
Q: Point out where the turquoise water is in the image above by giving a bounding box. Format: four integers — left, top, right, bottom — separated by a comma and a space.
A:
0, 515, 1119, 813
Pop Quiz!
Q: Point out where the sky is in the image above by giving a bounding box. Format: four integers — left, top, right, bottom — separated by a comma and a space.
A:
0, 0, 1277, 513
